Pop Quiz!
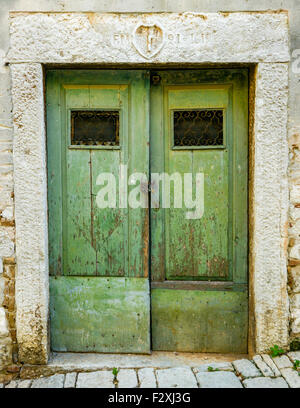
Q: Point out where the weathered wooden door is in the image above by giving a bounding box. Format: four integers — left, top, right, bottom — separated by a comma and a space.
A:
47, 70, 150, 352
47, 69, 248, 353
150, 70, 248, 353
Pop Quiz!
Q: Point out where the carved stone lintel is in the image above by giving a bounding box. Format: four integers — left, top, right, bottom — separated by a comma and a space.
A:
132, 23, 164, 59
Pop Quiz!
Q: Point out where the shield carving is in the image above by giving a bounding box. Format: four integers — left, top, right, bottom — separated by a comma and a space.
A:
132, 23, 164, 59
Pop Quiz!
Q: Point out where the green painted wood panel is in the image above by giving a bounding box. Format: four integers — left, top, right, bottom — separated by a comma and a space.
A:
47, 70, 150, 352
151, 288, 248, 353
150, 69, 248, 352
50, 276, 150, 352
47, 70, 149, 278
150, 70, 248, 283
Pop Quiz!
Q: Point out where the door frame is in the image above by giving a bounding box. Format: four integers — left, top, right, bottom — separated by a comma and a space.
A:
8, 11, 289, 364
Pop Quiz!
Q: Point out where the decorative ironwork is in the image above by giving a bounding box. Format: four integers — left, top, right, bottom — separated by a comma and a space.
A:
173, 110, 223, 147
71, 110, 119, 146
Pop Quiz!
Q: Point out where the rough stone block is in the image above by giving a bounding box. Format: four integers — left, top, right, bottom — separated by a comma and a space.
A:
290, 295, 300, 334
253, 355, 274, 377
1, 207, 13, 221
290, 185, 300, 205
272, 355, 293, 369
196, 371, 242, 388
280, 368, 300, 388
17, 379, 32, 388
7, 13, 289, 64
5, 380, 18, 388
193, 362, 233, 372
288, 266, 300, 293
0, 231, 14, 257
287, 351, 300, 362
31, 374, 64, 388
261, 354, 281, 377
232, 359, 261, 378
64, 372, 77, 388
76, 371, 114, 388
243, 377, 288, 388
117, 369, 138, 388
156, 367, 197, 388
138, 368, 157, 388
290, 244, 300, 260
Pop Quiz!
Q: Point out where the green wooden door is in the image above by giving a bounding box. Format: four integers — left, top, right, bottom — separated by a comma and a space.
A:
47, 70, 150, 352
47, 69, 248, 354
150, 70, 248, 353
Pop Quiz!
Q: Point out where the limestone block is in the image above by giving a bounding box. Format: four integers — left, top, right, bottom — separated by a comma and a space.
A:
253, 355, 274, 377
156, 367, 197, 388
117, 369, 138, 388
261, 354, 281, 377
289, 266, 300, 293
272, 355, 293, 369
290, 294, 300, 334
280, 368, 300, 388
243, 377, 288, 388
287, 351, 300, 362
290, 185, 300, 205
290, 244, 300, 260
7, 13, 289, 64
196, 371, 242, 388
0, 307, 9, 338
193, 362, 233, 372
31, 374, 64, 388
76, 371, 114, 388
0, 230, 14, 257
232, 359, 261, 378
1, 207, 13, 221
64, 372, 77, 388
138, 368, 156, 388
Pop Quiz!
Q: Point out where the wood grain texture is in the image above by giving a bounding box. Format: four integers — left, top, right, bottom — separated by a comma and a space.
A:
151, 288, 248, 353
50, 276, 150, 353
150, 69, 248, 352
47, 70, 149, 278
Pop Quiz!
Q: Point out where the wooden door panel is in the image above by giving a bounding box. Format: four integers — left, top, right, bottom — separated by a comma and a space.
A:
165, 85, 230, 280
150, 70, 248, 352
63, 85, 128, 277
47, 70, 150, 352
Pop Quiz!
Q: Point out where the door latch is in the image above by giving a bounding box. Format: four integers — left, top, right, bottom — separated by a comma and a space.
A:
151, 74, 161, 85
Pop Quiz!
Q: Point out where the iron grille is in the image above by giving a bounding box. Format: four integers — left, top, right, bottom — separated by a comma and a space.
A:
173, 109, 223, 147
71, 110, 119, 146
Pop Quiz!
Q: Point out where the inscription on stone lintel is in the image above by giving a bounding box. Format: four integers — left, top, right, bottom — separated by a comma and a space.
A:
109, 23, 210, 59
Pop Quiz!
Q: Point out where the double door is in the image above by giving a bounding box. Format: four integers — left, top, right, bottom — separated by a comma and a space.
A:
47, 69, 248, 353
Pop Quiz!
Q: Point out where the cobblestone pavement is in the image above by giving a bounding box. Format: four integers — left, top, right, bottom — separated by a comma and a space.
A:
0, 352, 299, 388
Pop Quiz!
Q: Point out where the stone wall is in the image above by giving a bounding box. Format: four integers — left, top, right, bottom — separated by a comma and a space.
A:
0, 0, 299, 367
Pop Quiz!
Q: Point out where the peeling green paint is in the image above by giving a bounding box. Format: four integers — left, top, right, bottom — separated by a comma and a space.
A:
50, 277, 150, 353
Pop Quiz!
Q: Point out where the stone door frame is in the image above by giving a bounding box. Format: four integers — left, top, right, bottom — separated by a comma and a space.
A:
8, 11, 290, 364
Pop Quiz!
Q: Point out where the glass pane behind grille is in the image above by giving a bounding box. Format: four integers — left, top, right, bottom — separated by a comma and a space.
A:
71, 110, 119, 146
173, 110, 223, 147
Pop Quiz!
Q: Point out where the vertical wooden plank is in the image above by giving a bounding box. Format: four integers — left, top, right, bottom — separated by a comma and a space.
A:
46, 71, 62, 276
91, 149, 126, 276
89, 85, 128, 276
232, 70, 249, 283
166, 148, 194, 278
128, 71, 150, 277
63, 87, 96, 275
150, 82, 165, 281
163, 80, 230, 280
65, 149, 97, 275
192, 149, 229, 279
151, 69, 248, 352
